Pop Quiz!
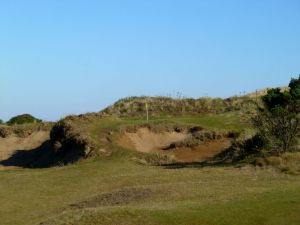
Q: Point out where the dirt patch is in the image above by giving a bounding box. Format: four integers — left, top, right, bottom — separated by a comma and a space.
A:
70, 187, 154, 209
0, 131, 50, 161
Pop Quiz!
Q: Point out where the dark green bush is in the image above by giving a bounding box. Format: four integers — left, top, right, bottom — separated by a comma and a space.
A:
216, 134, 266, 162
240, 134, 266, 157
7, 114, 42, 126
253, 76, 300, 152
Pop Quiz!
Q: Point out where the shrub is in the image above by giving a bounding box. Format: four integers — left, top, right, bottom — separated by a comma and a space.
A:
241, 134, 266, 156
264, 156, 283, 166
216, 134, 266, 162
7, 114, 42, 125
0, 126, 13, 138
252, 76, 300, 153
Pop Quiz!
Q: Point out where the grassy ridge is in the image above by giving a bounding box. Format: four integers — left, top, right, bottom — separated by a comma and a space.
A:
101, 96, 257, 117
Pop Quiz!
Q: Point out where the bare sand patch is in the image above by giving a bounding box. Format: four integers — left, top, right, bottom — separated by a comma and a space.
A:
172, 140, 231, 162
0, 131, 49, 161
119, 128, 231, 162
119, 128, 188, 153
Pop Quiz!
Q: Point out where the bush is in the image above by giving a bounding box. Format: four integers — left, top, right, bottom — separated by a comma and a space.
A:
253, 76, 300, 153
216, 134, 266, 162
0, 119, 3, 124
0, 126, 13, 138
241, 134, 266, 156
7, 114, 42, 125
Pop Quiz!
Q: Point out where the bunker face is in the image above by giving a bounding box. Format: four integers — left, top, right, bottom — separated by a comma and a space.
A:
119, 128, 231, 162
120, 128, 188, 153
0, 131, 49, 161
171, 140, 231, 162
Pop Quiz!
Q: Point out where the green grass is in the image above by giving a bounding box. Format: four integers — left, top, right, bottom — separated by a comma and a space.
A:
157, 112, 248, 130
1, 156, 300, 225
90, 112, 249, 134
63, 189, 300, 225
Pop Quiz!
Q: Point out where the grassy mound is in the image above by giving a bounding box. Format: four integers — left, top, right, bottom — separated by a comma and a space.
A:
0, 123, 52, 138
101, 95, 257, 117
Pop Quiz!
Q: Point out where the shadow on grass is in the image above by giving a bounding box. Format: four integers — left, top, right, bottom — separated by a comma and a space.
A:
160, 155, 245, 169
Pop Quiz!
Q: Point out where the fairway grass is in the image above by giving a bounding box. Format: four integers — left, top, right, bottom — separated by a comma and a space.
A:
1, 156, 300, 225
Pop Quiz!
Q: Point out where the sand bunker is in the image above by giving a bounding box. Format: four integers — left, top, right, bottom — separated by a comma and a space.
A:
120, 128, 188, 153
119, 128, 231, 162
171, 140, 231, 162
0, 131, 49, 161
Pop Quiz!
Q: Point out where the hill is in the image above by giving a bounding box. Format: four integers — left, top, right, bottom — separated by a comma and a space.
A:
0, 93, 256, 168
0, 88, 292, 168
100, 95, 257, 117
1, 89, 300, 225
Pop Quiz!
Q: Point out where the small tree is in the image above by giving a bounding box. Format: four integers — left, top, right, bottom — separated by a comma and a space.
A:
252, 76, 300, 153
7, 114, 42, 126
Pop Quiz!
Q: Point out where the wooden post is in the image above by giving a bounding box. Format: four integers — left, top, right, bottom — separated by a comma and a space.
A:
146, 102, 149, 122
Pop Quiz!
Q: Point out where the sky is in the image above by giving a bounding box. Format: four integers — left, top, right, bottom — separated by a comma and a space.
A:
0, 0, 299, 121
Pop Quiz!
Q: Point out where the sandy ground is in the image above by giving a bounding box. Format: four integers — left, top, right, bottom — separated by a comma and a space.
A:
172, 140, 231, 162
119, 128, 188, 153
0, 131, 50, 161
119, 128, 231, 162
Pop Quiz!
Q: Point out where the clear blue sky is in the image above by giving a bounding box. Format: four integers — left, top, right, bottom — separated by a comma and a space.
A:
1, 0, 299, 121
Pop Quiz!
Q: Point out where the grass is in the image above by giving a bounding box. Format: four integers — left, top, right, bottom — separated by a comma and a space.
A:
90, 112, 249, 134
159, 112, 249, 130
0, 156, 300, 225
63, 190, 300, 225
257, 152, 300, 175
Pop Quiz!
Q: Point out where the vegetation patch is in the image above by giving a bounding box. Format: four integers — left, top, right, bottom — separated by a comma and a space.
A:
101, 95, 257, 118
70, 187, 155, 209
49, 119, 98, 165
7, 114, 42, 126
255, 152, 300, 174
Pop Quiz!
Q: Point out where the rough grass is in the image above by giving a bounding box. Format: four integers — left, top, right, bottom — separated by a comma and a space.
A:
88, 112, 249, 138
101, 95, 257, 118
256, 152, 300, 175
1, 157, 300, 225
0, 122, 53, 138
120, 112, 250, 130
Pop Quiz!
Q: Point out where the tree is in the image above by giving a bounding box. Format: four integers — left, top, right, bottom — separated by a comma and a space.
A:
7, 114, 42, 126
253, 76, 300, 153
0, 119, 3, 124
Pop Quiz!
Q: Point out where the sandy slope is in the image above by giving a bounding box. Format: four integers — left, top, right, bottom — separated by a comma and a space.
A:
119, 128, 188, 153
171, 140, 231, 162
0, 131, 50, 161
119, 128, 231, 162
